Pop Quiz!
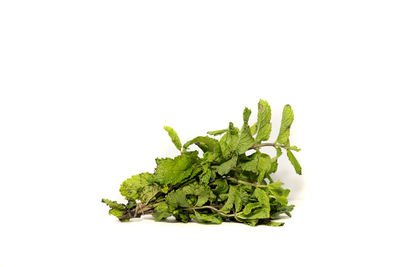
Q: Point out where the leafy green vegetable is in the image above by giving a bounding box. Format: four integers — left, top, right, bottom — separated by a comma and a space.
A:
103, 99, 302, 226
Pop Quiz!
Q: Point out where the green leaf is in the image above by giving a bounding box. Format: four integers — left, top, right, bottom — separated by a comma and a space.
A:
148, 152, 199, 186
163, 126, 182, 151
190, 211, 222, 224
183, 136, 220, 153
215, 155, 237, 176
268, 181, 290, 205
237, 107, 256, 154
207, 129, 228, 136
139, 185, 161, 204
276, 105, 294, 145
266, 221, 285, 227
102, 198, 126, 210
199, 167, 215, 185
254, 188, 270, 214
287, 150, 302, 175
237, 208, 269, 220
119, 172, 152, 201
213, 179, 229, 194
219, 122, 239, 158
250, 123, 257, 136
242, 203, 262, 215
255, 99, 272, 143
239, 152, 271, 183
166, 182, 215, 210
220, 186, 236, 213
152, 202, 172, 221
269, 147, 282, 174
220, 185, 248, 213
102, 198, 128, 220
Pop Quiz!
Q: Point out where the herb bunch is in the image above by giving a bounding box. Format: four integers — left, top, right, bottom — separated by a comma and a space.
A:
102, 99, 301, 226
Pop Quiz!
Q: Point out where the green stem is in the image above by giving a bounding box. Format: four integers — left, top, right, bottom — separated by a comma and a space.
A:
250, 142, 288, 150
226, 177, 269, 188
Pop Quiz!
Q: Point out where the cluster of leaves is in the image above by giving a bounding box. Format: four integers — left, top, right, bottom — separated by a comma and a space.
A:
102, 99, 301, 226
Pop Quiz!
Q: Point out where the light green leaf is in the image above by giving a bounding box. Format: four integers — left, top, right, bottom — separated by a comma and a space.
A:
102, 198, 128, 220
139, 185, 161, 204
237, 107, 256, 154
269, 147, 282, 174
148, 152, 199, 186
276, 104, 294, 145
163, 126, 182, 151
239, 152, 271, 182
254, 188, 270, 212
119, 172, 152, 201
207, 129, 228, 136
237, 208, 269, 220
102, 198, 126, 211
220, 186, 237, 213
219, 122, 239, 158
287, 150, 302, 175
242, 203, 262, 215
213, 179, 229, 194
190, 211, 222, 224
215, 155, 237, 176
255, 99, 272, 142
183, 136, 220, 153
220, 185, 248, 213
152, 202, 172, 221
268, 181, 290, 205
266, 221, 285, 227
166, 182, 215, 209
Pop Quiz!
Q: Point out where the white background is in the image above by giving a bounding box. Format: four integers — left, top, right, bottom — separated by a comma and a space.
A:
1, 1, 399, 266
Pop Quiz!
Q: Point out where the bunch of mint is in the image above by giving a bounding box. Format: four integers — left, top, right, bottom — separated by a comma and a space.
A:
102, 99, 301, 226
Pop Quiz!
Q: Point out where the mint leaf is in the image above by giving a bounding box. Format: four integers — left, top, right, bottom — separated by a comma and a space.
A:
237, 107, 256, 154
268, 181, 290, 205
183, 136, 220, 153
269, 147, 282, 174
190, 211, 222, 224
152, 203, 172, 221
207, 129, 228, 136
287, 150, 302, 175
164, 126, 182, 151
102, 198, 129, 221
166, 182, 215, 210
219, 122, 239, 158
148, 152, 199, 186
255, 99, 272, 142
120, 172, 152, 201
276, 105, 294, 145
215, 155, 237, 175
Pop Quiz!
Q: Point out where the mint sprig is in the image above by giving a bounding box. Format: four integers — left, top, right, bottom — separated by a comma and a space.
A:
102, 99, 302, 226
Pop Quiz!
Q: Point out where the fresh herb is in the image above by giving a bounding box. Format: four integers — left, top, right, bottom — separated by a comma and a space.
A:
102, 99, 301, 226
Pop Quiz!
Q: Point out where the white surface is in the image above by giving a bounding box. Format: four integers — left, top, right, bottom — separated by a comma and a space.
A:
1, 1, 399, 266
